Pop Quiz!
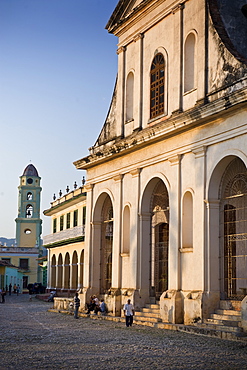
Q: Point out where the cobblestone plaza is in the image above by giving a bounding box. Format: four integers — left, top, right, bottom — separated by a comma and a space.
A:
0, 295, 247, 369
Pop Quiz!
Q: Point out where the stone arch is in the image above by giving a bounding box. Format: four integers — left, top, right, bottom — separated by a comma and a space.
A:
207, 155, 247, 297
140, 176, 170, 300
57, 253, 63, 289
92, 191, 114, 294
64, 252, 70, 290
51, 254, 56, 289
71, 251, 78, 290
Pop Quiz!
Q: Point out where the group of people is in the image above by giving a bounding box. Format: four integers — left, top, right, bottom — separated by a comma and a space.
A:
73, 293, 135, 327
86, 295, 106, 315
72, 294, 107, 319
0, 284, 21, 302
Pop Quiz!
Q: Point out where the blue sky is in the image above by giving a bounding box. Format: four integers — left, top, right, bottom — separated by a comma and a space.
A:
0, 0, 119, 238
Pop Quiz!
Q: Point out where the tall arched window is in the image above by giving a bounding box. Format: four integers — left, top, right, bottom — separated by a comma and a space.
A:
125, 72, 134, 121
150, 53, 165, 119
184, 33, 196, 92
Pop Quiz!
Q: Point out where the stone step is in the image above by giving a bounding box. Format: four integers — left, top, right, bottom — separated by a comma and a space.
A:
141, 307, 160, 314
205, 318, 240, 327
210, 313, 241, 322
178, 324, 247, 340
135, 311, 161, 319
220, 300, 241, 311
145, 303, 160, 310
134, 315, 162, 323
215, 309, 241, 317
200, 323, 242, 333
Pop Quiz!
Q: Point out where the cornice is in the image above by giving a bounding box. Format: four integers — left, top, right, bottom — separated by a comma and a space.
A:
74, 84, 247, 171
44, 236, 84, 249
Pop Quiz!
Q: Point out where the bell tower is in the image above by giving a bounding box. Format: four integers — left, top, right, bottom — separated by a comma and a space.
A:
15, 164, 42, 250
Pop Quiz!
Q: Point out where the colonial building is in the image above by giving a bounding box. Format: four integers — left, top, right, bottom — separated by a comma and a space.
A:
0, 259, 23, 292
72, 0, 247, 328
0, 164, 43, 289
43, 185, 86, 293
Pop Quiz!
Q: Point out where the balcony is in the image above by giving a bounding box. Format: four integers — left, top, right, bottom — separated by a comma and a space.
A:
0, 247, 39, 254
43, 225, 85, 246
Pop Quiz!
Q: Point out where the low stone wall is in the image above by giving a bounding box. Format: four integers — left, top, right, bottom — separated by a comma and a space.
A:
53, 297, 74, 311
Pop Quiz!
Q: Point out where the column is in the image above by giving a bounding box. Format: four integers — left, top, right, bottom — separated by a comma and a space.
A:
116, 46, 126, 138
192, 146, 207, 292
112, 174, 123, 289
204, 199, 220, 292
133, 33, 144, 131
168, 154, 181, 290
83, 183, 94, 289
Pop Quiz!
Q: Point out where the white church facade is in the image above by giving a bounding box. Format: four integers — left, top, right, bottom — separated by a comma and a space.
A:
48, 0, 247, 329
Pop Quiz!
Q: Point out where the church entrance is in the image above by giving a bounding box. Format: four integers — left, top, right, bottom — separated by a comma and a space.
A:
220, 158, 247, 300
150, 180, 169, 300
154, 223, 169, 297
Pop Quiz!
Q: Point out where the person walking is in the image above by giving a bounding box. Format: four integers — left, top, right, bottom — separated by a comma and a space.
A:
123, 299, 135, 327
9, 284, 12, 296
74, 292, 80, 319
1, 289, 6, 303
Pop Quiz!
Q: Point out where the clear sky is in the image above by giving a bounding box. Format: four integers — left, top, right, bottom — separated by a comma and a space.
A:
0, 0, 119, 239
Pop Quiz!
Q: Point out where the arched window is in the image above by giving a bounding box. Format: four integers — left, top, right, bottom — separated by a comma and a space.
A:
182, 191, 193, 248
150, 53, 165, 119
26, 204, 33, 218
125, 72, 134, 121
184, 33, 196, 92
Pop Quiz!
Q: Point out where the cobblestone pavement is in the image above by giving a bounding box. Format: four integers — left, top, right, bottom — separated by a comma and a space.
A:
1, 294, 247, 369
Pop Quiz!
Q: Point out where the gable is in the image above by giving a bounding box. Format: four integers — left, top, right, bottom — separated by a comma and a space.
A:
106, 0, 151, 33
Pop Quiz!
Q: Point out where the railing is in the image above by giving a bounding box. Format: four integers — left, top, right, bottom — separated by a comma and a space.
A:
0, 247, 39, 254
43, 225, 85, 245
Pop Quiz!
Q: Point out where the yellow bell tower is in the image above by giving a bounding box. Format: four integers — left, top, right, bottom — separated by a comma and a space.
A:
15, 164, 42, 249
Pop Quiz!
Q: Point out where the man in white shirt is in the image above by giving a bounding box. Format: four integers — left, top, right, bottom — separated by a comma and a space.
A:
123, 299, 135, 327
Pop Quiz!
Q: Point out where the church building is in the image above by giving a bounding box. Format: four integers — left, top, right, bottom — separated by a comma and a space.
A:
41, 0, 247, 334
0, 164, 43, 289
73, 0, 247, 328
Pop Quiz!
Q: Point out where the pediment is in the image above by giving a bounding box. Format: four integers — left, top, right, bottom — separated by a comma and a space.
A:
106, 0, 150, 33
